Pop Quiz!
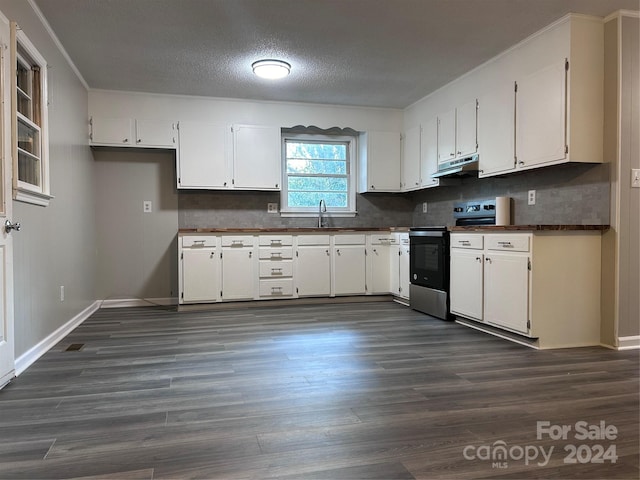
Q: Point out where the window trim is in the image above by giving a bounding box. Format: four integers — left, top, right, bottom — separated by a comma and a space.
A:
280, 132, 357, 216
11, 23, 52, 207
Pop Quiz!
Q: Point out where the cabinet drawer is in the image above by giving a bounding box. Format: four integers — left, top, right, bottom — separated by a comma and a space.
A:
259, 261, 293, 278
259, 247, 293, 260
259, 235, 293, 247
296, 235, 330, 246
259, 279, 294, 297
182, 235, 216, 248
451, 234, 483, 249
486, 234, 530, 252
334, 234, 366, 245
370, 234, 397, 245
221, 236, 254, 247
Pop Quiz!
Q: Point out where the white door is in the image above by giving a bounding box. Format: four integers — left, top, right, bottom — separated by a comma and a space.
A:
450, 250, 484, 321
177, 122, 230, 189
182, 249, 219, 303
516, 61, 567, 168
0, 16, 16, 388
401, 126, 420, 191
399, 243, 410, 300
295, 246, 331, 297
455, 100, 478, 157
368, 243, 391, 294
437, 109, 456, 164
333, 245, 366, 295
420, 117, 439, 188
478, 84, 516, 177
221, 247, 255, 300
233, 124, 281, 190
484, 253, 530, 334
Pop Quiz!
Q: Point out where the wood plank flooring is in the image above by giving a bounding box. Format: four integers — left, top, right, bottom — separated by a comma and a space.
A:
0, 302, 637, 479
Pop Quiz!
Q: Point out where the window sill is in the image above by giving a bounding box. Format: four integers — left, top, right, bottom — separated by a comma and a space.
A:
14, 187, 53, 207
280, 211, 357, 218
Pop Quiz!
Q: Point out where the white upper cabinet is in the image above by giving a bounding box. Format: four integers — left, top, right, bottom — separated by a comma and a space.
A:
90, 116, 177, 148
419, 118, 440, 188
437, 100, 477, 165
401, 125, 421, 191
233, 124, 281, 190
177, 122, 231, 189
478, 83, 516, 177
515, 61, 567, 168
477, 15, 603, 176
358, 131, 401, 193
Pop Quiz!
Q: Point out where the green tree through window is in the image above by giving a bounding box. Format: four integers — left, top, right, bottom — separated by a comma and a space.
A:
283, 138, 352, 210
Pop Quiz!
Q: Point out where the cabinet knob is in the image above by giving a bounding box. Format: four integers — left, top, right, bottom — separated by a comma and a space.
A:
326, 249, 330, 255
137, 138, 142, 143
450, 153, 455, 157
476, 257, 482, 262
456, 151, 462, 155
485, 257, 492, 264
371, 185, 375, 189
123, 138, 129, 143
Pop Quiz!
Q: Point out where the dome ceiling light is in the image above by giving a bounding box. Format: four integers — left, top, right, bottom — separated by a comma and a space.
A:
252, 59, 291, 79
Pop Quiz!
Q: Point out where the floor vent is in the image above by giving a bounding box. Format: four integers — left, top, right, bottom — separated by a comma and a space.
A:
65, 343, 85, 352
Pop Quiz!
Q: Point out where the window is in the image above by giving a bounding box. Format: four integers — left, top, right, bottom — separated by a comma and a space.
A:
281, 132, 356, 215
12, 23, 51, 206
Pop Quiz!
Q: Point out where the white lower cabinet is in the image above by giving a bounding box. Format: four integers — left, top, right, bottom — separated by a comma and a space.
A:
259, 235, 293, 299
450, 231, 602, 348
181, 248, 220, 303
221, 236, 255, 301
333, 235, 366, 296
180, 235, 220, 303
294, 235, 331, 297
398, 234, 410, 300
449, 249, 483, 321
368, 234, 394, 294
179, 230, 410, 306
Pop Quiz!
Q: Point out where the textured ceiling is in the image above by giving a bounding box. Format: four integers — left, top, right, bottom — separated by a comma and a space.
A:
34, 0, 639, 109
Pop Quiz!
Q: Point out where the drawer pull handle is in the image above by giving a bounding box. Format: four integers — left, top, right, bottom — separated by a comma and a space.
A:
497, 241, 513, 247
271, 268, 283, 275
271, 286, 283, 293
270, 240, 282, 245
271, 252, 282, 257
458, 240, 471, 245
194, 240, 205, 244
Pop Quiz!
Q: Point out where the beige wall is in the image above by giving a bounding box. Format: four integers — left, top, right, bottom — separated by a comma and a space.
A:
0, 0, 97, 357
93, 149, 178, 302
602, 12, 640, 346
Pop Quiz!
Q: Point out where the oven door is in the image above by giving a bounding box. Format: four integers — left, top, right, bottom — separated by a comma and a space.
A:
409, 231, 448, 290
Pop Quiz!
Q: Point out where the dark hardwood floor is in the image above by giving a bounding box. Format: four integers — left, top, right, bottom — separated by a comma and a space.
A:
0, 302, 638, 479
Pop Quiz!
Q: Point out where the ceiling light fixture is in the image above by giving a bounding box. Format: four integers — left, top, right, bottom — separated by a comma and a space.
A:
252, 59, 291, 79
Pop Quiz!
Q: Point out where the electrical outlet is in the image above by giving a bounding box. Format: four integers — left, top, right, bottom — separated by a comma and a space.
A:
632, 169, 640, 188
528, 190, 536, 206
422, 202, 428, 213
60, 285, 65, 302
267, 203, 278, 213
143, 200, 152, 213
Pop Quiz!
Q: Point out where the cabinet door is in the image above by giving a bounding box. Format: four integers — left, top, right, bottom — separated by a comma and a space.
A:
484, 253, 529, 334
455, 100, 478, 157
333, 245, 366, 295
233, 124, 281, 190
177, 122, 231, 189
478, 85, 516, 177
389, 245, 400, 296
401, 126, 421, 191
221, 248, 255, 300
360, 131, 401, 192
420, 118, 439, 188
449, 250, 483, 320
136, 119, 177, 148
516, 61, 567, 168
181, 249, 219, 303
437, 109, 456, 164
295, 246, 331, 297
90, 116, 135, 146
399, 244, 410, 299
369, 243, 391, 294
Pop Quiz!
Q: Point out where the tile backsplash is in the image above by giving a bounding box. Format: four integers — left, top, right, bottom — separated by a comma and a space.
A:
179, 191, 414, 229
179, 163, 610, 229
411, 163, 611, 227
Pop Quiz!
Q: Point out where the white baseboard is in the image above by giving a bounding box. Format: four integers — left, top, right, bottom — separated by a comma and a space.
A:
617, 335, 640, 350
15, 300, 101, 376
99, 297, 178, 309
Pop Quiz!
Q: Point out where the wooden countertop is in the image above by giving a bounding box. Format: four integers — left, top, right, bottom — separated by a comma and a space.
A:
448, 225, 610, 232
179, 227, 411, 234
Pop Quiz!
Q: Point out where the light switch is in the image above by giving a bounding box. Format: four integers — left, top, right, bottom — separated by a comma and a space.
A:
632, 169, 640, 188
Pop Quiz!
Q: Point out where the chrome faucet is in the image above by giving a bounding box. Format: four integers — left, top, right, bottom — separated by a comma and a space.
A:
318, 199, 327, 228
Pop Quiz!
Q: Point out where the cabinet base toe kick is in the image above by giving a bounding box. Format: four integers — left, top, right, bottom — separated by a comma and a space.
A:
455, 317, 540, 349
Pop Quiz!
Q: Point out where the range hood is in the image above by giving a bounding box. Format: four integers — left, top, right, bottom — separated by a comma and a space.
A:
431, 154, 479, 178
